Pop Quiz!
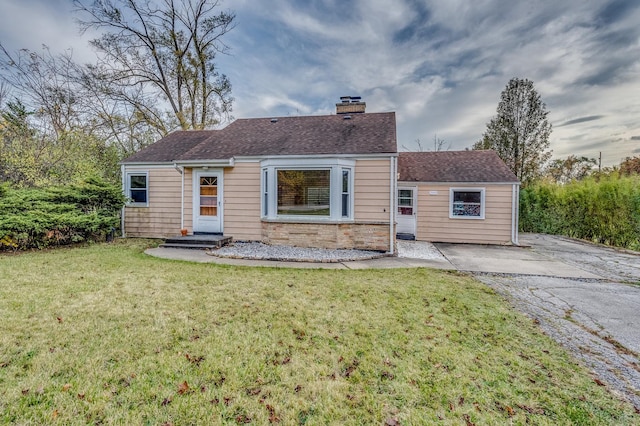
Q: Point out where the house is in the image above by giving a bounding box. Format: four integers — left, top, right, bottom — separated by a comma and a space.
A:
120, 98, 520, 252
397, 151, 520, 245
120, 98, 398, 253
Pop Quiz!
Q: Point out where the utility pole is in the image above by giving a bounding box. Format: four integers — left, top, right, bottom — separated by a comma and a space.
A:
598, 152, 602, 173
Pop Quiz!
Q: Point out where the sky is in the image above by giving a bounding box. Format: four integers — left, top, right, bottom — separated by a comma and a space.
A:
0, 0, 639, 167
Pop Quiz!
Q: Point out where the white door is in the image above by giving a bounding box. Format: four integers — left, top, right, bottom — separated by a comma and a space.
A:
194, 171, 223, 233
397, 187, 416, 236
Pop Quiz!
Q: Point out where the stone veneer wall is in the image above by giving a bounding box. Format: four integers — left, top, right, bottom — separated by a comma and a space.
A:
261, 221, 391, 252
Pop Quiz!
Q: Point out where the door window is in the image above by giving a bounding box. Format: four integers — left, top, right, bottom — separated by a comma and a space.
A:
398, 189, 414, 215
199, 176, 218, 216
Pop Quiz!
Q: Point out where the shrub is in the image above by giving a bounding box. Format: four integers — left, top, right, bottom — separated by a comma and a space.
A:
520, 174, 640, 250
0, 177, 125, 251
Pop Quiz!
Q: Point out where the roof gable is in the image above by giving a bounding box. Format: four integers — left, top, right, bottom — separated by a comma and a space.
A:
122, 112, 397, 163
398, 151, 519, 183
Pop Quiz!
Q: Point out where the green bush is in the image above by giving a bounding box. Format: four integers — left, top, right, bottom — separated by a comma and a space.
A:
0, 177, 125, 251
520, 174, 640, 250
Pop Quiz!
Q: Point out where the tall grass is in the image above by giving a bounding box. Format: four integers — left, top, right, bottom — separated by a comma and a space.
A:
520, 174, 640, 250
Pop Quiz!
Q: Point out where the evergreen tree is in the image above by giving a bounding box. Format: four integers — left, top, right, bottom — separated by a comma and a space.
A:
474, 78, 552, 185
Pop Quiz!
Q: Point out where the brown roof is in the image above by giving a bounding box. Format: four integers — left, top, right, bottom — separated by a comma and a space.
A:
398, 150, 519, 183
122, 131, 213, 163
122, 112, 397, 163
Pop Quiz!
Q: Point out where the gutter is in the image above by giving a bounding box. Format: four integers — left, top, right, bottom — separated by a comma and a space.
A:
119, 158, 235, 168
120, 164, 126, 238
389, 156, 397, 255
173, 158, 235, 168
512, 183, 520, 245
174, 163, 185, 230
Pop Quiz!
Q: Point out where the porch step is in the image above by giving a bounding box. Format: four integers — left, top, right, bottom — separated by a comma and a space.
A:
396, 233, 416, 241
160, 235, 232, 250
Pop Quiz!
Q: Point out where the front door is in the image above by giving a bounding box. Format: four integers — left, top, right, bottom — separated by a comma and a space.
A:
397, 187, 416, 237
194, 170, 222, 233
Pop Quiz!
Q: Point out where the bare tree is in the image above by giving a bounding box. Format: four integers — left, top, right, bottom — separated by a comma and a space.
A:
402, 134, 450, 152
74, 0, 235, 133
0, 44, 82, 138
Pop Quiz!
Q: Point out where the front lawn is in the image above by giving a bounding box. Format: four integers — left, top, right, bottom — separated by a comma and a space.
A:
0, 240, 637, 424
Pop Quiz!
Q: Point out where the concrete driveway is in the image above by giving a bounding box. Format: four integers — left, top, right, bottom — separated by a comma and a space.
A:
434, 234, 640, 409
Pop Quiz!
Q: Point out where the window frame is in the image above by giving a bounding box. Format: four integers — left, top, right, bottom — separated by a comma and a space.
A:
263, 169, 269, 217
341, 168, 351, 218
449, 187, 485, 219
125, 171, 149, 207
397, 188, 415, 216
261, 158, 355, 221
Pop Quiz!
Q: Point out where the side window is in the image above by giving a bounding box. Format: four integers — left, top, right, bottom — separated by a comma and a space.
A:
263, 169, 269, 216
450, 188, 484, 219
341, 169, 350, 218
127, 173, 148, 206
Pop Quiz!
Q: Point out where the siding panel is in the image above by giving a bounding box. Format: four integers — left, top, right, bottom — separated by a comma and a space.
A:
354, 159, 391, 223
183, 168, 193, 230
124, 168, 182, 238
223, 162, 262, 241
412, 183, 515, 244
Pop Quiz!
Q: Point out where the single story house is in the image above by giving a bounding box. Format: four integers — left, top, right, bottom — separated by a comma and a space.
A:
397, 151, 520, 245
120, 98, 520, 252
121, 99, 398, 253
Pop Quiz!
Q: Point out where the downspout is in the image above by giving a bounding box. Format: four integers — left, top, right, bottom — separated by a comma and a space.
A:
389, 156, 397, 255
174, 163, 184, 230
120, 164, 126, 238
512, 183, 520, 245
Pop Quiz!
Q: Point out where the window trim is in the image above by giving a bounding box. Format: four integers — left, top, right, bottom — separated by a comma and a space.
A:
449, 187, 485, 219
125, 171, 149, 207
261, 158, 355, 221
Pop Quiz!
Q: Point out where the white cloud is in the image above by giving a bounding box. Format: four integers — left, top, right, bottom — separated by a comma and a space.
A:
0, 0, 639, 166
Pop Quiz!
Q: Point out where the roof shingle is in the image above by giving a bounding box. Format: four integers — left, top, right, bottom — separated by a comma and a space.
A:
398, 151, 519, 183
122, 112, 397, 163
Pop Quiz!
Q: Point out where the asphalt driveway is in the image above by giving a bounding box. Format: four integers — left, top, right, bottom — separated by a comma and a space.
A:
435, 234, 640, 410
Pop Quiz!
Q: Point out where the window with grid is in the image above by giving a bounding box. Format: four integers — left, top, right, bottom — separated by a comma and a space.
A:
127, 173, 148, 206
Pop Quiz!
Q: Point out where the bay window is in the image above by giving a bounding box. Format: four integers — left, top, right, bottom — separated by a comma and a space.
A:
262, 159, 354, 220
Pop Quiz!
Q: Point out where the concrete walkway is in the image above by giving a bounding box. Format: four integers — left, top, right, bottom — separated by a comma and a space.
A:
145, 244, 455, 270
145, 235, 605, 278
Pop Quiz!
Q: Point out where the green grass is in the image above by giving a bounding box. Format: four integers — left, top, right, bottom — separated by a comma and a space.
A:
0, 240, 637, 425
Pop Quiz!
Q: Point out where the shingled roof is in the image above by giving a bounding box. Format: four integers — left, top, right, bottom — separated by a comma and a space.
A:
398, 151, 519, 183
122, 112, 396, 163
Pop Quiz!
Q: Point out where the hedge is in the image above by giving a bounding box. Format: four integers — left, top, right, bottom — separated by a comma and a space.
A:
520, 174, 640, 251
0, 177, 126, 251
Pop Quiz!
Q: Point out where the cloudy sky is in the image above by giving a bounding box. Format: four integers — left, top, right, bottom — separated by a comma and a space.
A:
1, 0, 639, 166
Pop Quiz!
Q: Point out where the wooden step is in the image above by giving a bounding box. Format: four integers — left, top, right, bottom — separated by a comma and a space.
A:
160, 235, 232, 250
160, 243, 221, 250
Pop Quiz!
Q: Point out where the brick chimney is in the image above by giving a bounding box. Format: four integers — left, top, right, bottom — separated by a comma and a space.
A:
336, 96, 366, 114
